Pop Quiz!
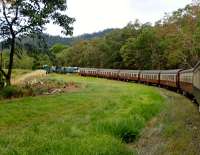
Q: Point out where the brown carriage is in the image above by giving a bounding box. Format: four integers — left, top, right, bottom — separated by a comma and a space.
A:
193, 61, 200, 104
179, 69, 194, 94
160, 70, 182, 88
139, 70, 160, 85
119, 70, 140, 81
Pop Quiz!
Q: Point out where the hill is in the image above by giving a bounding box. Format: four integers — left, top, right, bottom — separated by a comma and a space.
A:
0, 28, 114, 53
44, 28, 115, 47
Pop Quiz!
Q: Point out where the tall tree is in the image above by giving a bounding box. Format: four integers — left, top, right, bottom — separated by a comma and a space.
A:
0, 0, 75, 85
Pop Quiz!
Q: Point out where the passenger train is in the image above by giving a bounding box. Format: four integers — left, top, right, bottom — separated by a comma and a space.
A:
79, 61, 200, 106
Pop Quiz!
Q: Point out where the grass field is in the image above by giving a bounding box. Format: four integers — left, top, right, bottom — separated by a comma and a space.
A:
0, 73, 166, 155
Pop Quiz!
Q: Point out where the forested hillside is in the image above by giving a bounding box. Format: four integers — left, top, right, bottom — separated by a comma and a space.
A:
23, 28, 115, 47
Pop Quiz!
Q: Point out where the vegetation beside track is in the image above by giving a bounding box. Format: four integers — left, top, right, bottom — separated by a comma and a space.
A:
0, 74, 165, 155
132, 88, 200, 155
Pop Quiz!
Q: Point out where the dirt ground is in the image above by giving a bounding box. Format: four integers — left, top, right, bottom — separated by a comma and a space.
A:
131, 88, 200, 155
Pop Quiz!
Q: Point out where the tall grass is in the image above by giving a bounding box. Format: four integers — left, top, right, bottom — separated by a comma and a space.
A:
94, 115, 145, 143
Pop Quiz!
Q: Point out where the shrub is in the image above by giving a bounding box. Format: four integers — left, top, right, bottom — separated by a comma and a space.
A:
0, 86, 23, 99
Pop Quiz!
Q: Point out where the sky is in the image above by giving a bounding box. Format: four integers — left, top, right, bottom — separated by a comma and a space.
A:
46, 0, 192, 37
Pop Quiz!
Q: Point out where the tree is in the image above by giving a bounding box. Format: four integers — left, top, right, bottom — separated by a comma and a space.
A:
0, 0, 75, 85
49, 43, 69, 66
50, 44, 69, 54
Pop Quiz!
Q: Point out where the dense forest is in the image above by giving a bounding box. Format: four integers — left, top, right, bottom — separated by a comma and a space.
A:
1, 2, 200, 70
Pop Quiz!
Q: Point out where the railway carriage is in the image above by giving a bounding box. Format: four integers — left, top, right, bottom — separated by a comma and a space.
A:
139, 70, 160, 84
193, 61, 200, 104
160, 70, 182, 88
119, 70, 140, 81
98, 69, 120, 79
79, 68, 99, 77
179, 69, 194, 94
79, 68, 85, 76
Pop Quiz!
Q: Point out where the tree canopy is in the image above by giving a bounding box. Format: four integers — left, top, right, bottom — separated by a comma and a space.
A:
0, 0, 75, 85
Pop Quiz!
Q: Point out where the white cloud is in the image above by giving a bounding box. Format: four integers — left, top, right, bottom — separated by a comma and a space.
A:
45, 0, 192, 36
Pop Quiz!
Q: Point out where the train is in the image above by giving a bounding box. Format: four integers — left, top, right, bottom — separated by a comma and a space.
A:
78, 61, 200, 106
43, 65, 79, 74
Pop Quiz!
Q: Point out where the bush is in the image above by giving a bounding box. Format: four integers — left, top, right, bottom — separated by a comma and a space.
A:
0, 86, 23, 99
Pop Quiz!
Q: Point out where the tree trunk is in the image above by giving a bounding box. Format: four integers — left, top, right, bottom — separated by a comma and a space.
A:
6, 37, 15, 85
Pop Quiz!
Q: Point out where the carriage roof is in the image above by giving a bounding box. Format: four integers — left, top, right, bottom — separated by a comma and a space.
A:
119, 70, 140, 73
98, 69, 120, 72
160, 69, 182, 74
180, 68, 194, 74
140, 70, 161, 74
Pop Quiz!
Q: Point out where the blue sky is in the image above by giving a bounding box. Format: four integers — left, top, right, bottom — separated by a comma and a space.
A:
46, 0, 192, 36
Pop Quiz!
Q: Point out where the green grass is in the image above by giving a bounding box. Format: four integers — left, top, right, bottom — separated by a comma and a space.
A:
0, 74, 165, 155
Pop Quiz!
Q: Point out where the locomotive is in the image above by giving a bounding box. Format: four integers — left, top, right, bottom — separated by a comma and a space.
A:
43, 65, 79, 74
79, 61, 200, 105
